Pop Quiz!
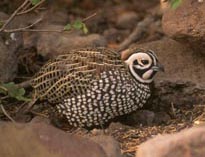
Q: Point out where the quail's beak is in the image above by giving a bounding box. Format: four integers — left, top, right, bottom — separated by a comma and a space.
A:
152, 63, 165, 72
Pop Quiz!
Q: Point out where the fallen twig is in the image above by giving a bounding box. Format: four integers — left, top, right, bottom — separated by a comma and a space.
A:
0, 85, 8, 92
171, 102, 177, 118
118, 16, 154, 52
30, 110, 48, 118
0, 104, 16, 123
16, 79, 32, 88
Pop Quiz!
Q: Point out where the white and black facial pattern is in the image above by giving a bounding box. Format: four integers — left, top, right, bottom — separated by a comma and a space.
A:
125, 50, 162, 84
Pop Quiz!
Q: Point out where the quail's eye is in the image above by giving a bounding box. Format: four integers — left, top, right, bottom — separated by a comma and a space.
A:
133, 60, 138, 65
141, 60, 149, 65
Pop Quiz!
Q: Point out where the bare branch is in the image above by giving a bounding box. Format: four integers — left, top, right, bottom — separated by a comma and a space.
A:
2, 12, 97, 33
20, 1, 32, 13
4, 29, 64, 33
17, 0, 46, 16
3, 18, 43, 33
82, 12, 98, 22
0, 0, 30, 32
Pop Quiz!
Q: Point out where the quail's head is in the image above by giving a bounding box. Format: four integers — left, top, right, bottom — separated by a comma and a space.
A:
124, 49, 164, 84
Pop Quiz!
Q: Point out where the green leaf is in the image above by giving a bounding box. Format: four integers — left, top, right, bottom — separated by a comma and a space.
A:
72, 20, 83, 30
171, 0, 182, 9
31, 0, 41, 5
82, 23, 88, 34
64, 23, 72, 31
63, 20, 88, 34
0, 82, 31, 102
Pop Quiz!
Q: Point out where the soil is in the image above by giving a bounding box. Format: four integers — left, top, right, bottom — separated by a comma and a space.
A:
0, 1, 205, 157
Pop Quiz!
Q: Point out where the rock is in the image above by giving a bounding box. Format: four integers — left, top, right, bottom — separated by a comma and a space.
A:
91, 135, 122, 157
22, 9, 69, 49
104, 28, 119, 43
153, 112, 171, 125
144, 20, 164, 42
121, 38, 205, 107
122, 110, 155, 126
4, 13, 38, 30
131, 0, 159, 12
0, 38, 18, 82
116, 12, 140, 29
160, 0, 170, 13
103, 28, 129, 44
41, 9, 69, 25
0, 11, 8, 20
22, 31, 38, 49
0, 0, 24, 12
136, 126, 205, 157
0, 11, 38, 51
37, 25, 107, 59
0, 121, 107, 157
162, 0, 205, 54
108, 122, 131, 133
0, 12, 24, 82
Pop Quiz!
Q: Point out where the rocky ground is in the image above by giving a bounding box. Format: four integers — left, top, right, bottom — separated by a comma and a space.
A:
0, 0, 205, 157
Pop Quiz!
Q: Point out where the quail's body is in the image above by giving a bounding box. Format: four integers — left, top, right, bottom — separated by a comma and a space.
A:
32, 47, 163, 128
57, 70, 150, 127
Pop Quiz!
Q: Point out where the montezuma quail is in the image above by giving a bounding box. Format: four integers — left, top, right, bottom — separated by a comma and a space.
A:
32, 47, 164, 128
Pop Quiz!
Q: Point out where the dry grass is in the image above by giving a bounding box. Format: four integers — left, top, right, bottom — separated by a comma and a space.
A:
112, 105, 205, 156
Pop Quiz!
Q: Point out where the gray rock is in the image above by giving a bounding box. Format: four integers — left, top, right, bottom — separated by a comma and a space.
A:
0, 12, 27, 82
108, 122, 131, 133
23, 10, 69, 49
116, 12, 140, 29
37, 24, 107, 59
0, 11, 8, 20
124, 110, 155, 126
0, 121, 107, 157
136, 126, 205, 157
132, 0, 159, 11
4, 13, 38, 30
91, 135, 122, 157
153, 112, 171, 125
0, 38, 18, 82
41, 9, 69, 25
162, 0, 205, 54
103, 28, 129, 44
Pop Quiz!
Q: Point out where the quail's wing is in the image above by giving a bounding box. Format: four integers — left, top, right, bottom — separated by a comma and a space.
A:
32, 47, 125, 103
